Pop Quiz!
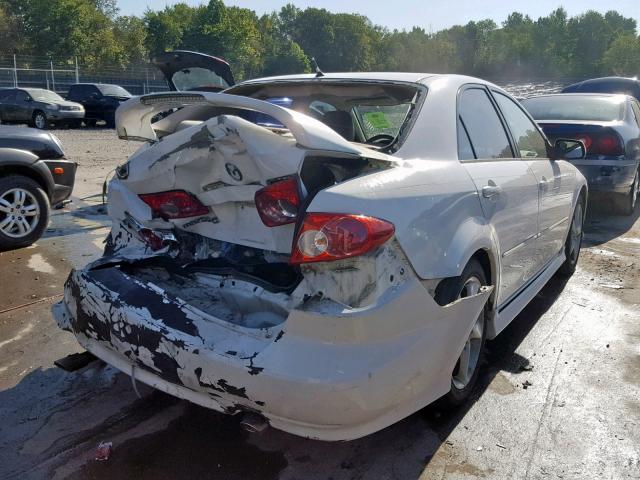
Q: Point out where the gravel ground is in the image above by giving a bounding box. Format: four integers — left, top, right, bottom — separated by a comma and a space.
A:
0, 127, 638, 479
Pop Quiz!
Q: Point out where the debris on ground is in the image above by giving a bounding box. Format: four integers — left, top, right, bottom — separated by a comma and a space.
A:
522, 380, 533, 389
94, 441, 113, 461
496, 443, 507, 449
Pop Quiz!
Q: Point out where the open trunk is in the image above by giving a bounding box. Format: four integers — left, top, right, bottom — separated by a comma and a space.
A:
106, 92, 405, 324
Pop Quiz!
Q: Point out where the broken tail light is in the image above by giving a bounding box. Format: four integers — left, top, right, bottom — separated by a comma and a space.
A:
290, 213, 395, 264
255, 177, 300, 227
139, 190, 209, 220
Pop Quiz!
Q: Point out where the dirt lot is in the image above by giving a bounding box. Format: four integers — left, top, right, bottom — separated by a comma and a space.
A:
0, 128, 639, 479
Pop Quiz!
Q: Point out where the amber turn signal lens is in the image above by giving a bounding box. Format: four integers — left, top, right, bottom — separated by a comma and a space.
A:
53, 167, 64, 175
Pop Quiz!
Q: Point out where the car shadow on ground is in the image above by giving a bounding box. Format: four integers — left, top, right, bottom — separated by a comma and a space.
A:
583, 204, 640, 247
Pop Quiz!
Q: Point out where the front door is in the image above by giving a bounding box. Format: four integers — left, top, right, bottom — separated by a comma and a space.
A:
491, 90, 573, 269
458, 86, 540, 306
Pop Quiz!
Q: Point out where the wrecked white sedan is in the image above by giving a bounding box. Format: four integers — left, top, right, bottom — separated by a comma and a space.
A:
53, 73, 587, 440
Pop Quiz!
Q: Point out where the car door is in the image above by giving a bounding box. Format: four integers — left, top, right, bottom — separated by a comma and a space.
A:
13, 90, 32, 123
85, 86, 104, 119
492, 90, 574, 270
0, 89, 14, 121
458, 85, 540, 307
2, 90, 19, 121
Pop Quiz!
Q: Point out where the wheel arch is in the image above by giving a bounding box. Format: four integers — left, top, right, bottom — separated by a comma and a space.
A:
0, 148, 54, 198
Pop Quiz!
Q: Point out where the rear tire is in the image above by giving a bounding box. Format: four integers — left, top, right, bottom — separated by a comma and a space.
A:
434, 259, 488, 407
558, 197, 584, 277
0, 175, 50, 249
616, 171, 638, 216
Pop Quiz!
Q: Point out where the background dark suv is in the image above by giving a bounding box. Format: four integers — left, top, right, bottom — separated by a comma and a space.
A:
66, 83, 132, 128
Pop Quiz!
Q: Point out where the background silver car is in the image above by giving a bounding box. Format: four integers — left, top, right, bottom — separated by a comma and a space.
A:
0, 88, 85, 129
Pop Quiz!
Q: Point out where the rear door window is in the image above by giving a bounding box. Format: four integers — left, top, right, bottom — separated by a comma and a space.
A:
493, 92, 548, 158
458, 87, 513, 160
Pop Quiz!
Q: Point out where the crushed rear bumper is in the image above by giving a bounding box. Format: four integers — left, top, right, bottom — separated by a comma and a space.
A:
53, 263, 492, 441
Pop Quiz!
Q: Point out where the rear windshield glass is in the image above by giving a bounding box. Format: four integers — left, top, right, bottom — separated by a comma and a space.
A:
228, 81, 421, 147
172, 67, 231, 91
97, 85, 131, 97
522, 96, 624, 122
27, 89, 64, 102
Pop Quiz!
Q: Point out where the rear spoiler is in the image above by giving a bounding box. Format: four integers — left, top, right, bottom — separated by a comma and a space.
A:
115, 92, 362, 155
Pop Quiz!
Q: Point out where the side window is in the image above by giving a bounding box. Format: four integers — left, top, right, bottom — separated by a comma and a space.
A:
458, 88, 513, 159
0, 90, 14, 102
457, 117, 475, 160
90, 86, 101, 98
493, 91, 548, 159
631, 101, 640, 129
15, 90, 29, 102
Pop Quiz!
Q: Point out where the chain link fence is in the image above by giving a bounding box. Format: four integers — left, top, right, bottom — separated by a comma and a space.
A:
0, 55, 168, 95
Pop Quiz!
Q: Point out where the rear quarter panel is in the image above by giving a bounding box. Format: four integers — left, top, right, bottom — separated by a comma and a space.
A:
307, 158, 500, 282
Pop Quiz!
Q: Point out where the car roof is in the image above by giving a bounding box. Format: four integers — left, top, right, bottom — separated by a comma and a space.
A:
524, 93, 630, 102
578, 76, 639, 85
234, 72, 502, 94
70, 83, 121, 87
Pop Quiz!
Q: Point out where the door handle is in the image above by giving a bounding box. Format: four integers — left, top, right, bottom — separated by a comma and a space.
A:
482, 184, 502, 198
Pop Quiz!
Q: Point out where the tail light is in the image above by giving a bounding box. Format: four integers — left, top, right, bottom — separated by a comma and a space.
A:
139, 190, 209, 220
594, 134, 623, 156
571, 133, 623, 156
255, 177, 300, 227
290, 213, 395, 264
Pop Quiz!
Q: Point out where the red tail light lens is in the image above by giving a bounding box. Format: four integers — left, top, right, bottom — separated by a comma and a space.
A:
139, 190, 209, 219
594, 134, 623, 156
290, 213, 395, 264
575, 134, 592, 151
255, 177, 300, 227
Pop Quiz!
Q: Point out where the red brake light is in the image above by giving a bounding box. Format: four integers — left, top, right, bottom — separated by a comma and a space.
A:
255, 177, 300, 227
594, 134, 623, 155
290, 213, 395, 264
139, 190, 209, 219
575, 134, 592, 151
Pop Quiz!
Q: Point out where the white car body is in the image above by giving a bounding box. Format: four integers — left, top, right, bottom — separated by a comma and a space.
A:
53, 73, 587, 440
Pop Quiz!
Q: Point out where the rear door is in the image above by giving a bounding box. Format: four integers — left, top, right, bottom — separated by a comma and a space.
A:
492, 90, 573, 269
458, 85, 540, 306
0, 89, 15, 121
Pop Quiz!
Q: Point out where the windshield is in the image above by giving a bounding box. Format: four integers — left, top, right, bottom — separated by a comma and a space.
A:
97, 85, 131, 97
228, 81, 421, 148
523, 96, 624, 122
27, 89, 63, 102
172, 67, 231, 91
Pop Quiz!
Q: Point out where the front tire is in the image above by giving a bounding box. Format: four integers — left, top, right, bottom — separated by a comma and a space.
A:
0, 175, 50, 249
435, 259, 488, 407
32, 110, 48, 130
558, 197, 584, 277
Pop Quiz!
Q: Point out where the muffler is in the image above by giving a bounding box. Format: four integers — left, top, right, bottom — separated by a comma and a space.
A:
239, 412, 269, 434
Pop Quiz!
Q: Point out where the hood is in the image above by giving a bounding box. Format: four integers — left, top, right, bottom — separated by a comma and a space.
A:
44, 100, 84, 109
0, 126, 65, 159
152, 50, 235, 92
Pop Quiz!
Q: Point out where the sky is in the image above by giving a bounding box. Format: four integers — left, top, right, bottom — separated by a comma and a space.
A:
117, 0, 640, 32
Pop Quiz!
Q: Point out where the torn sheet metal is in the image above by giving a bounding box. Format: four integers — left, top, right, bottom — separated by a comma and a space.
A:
53, 253, 493, 440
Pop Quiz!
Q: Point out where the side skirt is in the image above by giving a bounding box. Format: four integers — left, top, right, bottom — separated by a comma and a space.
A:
487, 252, 566, 339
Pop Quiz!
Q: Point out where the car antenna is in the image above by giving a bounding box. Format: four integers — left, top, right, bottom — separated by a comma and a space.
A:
311, 57, 324, 78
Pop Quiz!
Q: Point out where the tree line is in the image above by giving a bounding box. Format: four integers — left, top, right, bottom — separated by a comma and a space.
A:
0, 0, 639, 81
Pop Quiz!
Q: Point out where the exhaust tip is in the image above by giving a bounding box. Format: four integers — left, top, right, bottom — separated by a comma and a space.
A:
240, 412, 269, 434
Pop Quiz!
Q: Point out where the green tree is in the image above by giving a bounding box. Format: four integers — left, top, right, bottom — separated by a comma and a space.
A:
603, 34, 640, 76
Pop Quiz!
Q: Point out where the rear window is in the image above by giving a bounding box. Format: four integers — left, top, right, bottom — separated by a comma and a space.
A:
172, 67, 231, 91
228, 81, 422, 148
523, 96, 624, 122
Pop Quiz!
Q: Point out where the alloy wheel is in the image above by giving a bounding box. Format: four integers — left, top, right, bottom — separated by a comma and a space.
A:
0, 188, 41, 238
452, 276, 484, 390
569, 202, 583, 262
34, 112, 47, 129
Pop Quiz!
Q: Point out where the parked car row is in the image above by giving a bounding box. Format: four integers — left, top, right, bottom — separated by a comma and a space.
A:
0, 83, 132, 130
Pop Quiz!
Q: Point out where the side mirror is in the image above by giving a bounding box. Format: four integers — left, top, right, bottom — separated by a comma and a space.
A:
552, 138, 586, 161
25, 97, 32, 102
